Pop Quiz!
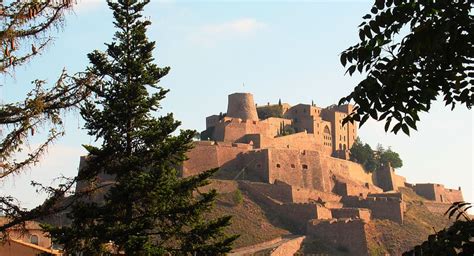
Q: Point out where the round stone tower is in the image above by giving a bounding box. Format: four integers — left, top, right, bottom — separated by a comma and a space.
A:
226, 92, 259, 121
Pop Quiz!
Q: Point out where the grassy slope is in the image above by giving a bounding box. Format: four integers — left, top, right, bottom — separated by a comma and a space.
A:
366, 187, 452, 255
205, 180, 290, 249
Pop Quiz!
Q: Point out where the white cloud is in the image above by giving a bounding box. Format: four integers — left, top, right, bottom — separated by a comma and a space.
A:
190, 18, 267, 46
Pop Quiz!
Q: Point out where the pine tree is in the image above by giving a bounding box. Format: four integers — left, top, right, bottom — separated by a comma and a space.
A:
47, 0, 237, 254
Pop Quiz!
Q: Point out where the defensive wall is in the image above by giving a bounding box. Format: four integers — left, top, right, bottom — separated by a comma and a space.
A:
180, 141, 251, 177
306, 218, 369, 256
331, 208, 371, 223
412, 183, 463, 203
342, 194, 406, 224
374, 163, 407, 192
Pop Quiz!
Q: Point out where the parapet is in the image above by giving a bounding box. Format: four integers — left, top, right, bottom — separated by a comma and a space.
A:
226, 93, 259, 121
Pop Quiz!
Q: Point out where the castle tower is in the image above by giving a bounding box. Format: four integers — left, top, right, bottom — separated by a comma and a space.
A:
226, 92, 259, 121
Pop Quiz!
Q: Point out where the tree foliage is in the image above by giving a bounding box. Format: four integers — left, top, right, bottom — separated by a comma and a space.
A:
339, 0, 473, 135
350, 137, 402, 172
46, 1, 237, 254
0, 0, 92, 233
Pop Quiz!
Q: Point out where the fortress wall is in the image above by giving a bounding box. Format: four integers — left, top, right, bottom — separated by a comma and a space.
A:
413, 183, 463, 203
267, 149, 329, 191
374, 164, 406, 191
307, 219, 369, 256
206, 115, 220, 129
182, 142, 250, 177
331, 208, 371, 223
241, 149, 271, 183
277, 204, 332, 229
212, 119, 278, 143
334, 178, 383, 197
265, 132, 322, 151
240, 181, 293, 202
291, 186, 342, 203
423, 201, 454, 214
260, 117, 293, 136
181, 143, 219, 177
342, 196, 405, 223
324, 156, 376, 185
443, 188, 463, 202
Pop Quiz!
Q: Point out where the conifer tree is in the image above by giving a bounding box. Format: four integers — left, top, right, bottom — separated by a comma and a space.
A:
47, 0, 237, 254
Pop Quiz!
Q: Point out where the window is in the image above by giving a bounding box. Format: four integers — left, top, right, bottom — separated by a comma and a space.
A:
276, 164, 281, 168
302, 164, 308, 169
291, 164, 295, 168
30, 235, 39, 245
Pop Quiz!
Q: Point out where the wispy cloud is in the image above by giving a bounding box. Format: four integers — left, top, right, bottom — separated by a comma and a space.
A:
190, 18, 267, 46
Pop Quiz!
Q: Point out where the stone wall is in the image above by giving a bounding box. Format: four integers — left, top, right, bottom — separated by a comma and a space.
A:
331, 208, 371, 223
374, 164, 406, 192
181, 141, 251, 177
342, 195, 405, 224
306, 218, 369, 256
413, 183, 463, 203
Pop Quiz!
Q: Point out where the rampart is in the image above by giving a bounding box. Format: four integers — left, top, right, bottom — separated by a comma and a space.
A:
331, 208, 371, 223
306, 218, 369, 256
413, 183, 463, 203
180, 141, 251, 177
342, 195, 405, 224
374, 163, 406, 192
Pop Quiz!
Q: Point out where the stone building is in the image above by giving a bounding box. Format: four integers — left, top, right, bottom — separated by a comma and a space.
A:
178, 92, 464, 255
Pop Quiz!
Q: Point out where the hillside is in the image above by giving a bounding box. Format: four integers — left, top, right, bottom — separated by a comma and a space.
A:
206, 180, 454, 255
203, 180, 290, 248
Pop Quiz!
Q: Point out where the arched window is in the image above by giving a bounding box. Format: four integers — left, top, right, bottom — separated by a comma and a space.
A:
30, 235, 39, 245
276, 164, 281, 168
323, 126, 331, 135
302, 164, 308, 169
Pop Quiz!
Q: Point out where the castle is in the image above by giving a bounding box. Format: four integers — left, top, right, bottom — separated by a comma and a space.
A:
179, 92, 464, 255
73, 92, 464, 255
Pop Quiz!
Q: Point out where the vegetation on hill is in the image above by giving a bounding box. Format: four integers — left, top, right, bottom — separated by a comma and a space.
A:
257, 105, 284, 119
46, 1, 236, 254
206, 182, 290, 248
350, 137, 403, 172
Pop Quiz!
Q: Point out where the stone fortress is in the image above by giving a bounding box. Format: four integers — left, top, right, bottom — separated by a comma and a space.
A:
180, 92, 464, 255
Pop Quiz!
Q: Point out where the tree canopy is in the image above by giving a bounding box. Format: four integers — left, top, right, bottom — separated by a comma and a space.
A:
46, 1, 237, 254
350, 137, 403, 172
339, 0, 473, 135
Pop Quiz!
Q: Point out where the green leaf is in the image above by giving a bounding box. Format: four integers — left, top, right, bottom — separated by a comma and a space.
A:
340, 53, 347, 67
401, 124, 410, 136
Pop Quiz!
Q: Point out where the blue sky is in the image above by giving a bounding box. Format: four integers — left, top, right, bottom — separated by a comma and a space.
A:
1, 0, 472, 210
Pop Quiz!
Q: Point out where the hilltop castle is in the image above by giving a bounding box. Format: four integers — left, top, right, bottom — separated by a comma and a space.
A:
73, 92, 464, 255
178, 92, 464, 255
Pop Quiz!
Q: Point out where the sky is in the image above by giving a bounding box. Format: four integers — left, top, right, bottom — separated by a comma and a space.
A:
1, 0, 472, 211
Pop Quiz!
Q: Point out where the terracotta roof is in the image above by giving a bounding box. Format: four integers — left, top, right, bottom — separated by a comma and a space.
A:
7, 239, 62, 255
